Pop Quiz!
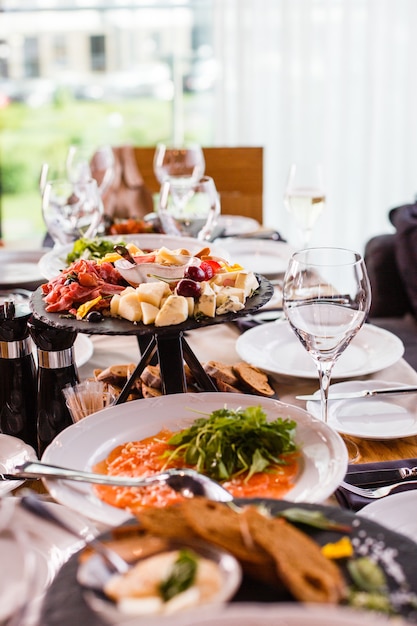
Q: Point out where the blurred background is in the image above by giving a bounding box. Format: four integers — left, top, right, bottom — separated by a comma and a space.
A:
1, 0, 417, 253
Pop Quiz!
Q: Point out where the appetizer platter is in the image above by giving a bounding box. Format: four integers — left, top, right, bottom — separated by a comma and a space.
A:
38, 498, 417, 625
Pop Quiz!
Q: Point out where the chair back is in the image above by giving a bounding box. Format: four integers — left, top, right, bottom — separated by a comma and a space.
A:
132, 146, 264, 224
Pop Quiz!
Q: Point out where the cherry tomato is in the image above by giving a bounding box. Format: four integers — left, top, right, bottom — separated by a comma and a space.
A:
200, 260, 221, 280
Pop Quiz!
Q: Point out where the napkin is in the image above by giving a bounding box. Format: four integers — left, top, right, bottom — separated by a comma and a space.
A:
335, 457, 417, 511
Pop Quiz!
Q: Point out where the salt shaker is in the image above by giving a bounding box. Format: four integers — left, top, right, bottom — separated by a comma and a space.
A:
0, 301, 38, 450
28, 317, 79, 456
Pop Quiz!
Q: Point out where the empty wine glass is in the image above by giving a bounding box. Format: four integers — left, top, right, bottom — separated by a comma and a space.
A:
284, 162, 326, 248
66, 144, 115, 196
282, 247, 371, 460
158, 175, 220, 240
42, 178, 104, 248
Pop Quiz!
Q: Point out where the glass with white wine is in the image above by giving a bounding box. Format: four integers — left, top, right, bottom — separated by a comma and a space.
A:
284, 163, 326, 248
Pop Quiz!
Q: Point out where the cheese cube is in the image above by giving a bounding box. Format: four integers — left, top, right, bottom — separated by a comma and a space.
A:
215, 286, 245, 305
195, 281, 216, 318
235, 272, 259, 298
155, 295, 189, 326
110, 294, 121, 317
141, 302, 160, 325
136, 282, 168, 308
117, 291, 142, 322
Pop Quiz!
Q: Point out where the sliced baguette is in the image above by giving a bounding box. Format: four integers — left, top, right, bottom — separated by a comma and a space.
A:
203, 360, 240, 387
232, 362, 275, 397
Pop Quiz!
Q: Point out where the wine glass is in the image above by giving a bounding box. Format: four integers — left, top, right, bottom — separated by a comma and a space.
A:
284, 162, 326, 248
66, 144, 115, 196
282, 247, 371, 460
157, 175, 220, 240
42, 177, 104, 248
153, 143, 205, 214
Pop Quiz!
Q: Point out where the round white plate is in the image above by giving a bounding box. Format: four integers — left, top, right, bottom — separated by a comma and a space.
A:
217, 239, 295, 276
307, 380, 417, 439
0, 250, 46, 287
74, 334, 94, 367
38, 234, 230, 280
216, 215, 260, 236
0, 497, 96, 620
41, 392, 347, 526
236, 321, 405, 379
0, 434, 37, 495
359, 490, 417, 542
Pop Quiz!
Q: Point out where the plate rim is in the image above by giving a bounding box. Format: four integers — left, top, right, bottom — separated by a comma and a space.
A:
235, 322, 405, 379
307, 379, 417, 439
41, 392, 348, 526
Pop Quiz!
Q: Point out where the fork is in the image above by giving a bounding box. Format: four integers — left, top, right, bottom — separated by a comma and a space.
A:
340, 479, 417, 499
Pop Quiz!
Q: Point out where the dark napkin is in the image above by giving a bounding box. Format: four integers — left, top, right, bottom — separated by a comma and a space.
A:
335, 457, 417, 511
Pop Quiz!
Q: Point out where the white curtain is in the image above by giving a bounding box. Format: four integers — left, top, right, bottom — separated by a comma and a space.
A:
212, 0, 417, 254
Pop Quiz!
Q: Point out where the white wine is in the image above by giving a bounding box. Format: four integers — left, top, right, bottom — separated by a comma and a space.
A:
284, 188, 325, 231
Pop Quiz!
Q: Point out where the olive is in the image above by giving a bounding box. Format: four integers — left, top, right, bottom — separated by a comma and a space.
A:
86, 310, 103, 323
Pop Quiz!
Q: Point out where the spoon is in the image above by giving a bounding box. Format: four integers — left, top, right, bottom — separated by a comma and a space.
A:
1, 461, 234, 502
19, 491, 129, 574
113, 245, 136, 264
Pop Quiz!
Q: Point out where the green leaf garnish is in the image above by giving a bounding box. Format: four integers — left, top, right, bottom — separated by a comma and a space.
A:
159, 549, 198, 602
66, 237, 126, 264
163, 405, 298, 482
278, 508, 352, 533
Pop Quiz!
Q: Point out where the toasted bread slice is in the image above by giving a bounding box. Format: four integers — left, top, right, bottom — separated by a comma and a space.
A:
233, 362, 275, 397
203, 360, 240, 387
140, 364, 162, 389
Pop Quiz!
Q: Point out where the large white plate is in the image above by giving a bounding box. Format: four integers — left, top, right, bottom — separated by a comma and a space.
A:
359, 490, 417, 542
216, 214, 260, 236
0, 434, 37, 495
217, 238, 295, 276
307, 380, 417, 439
38, 234, 230, 280
236, 321, 405, 379
0, 249, 46, 287
0, 497, 97, 622
41, 392, 347, 526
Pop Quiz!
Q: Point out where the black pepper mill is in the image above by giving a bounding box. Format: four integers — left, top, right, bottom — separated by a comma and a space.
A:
28, 317, 79, 456
0, 301, 38, 451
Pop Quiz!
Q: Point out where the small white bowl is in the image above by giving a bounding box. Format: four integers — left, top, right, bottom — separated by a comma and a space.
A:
115, 256, 199, 286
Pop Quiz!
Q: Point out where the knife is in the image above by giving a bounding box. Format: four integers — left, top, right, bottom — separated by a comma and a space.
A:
296, 386, 417, 401
345, 465, 417, 487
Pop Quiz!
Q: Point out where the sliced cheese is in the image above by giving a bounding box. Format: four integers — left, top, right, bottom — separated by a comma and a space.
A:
155, 295, 188, 327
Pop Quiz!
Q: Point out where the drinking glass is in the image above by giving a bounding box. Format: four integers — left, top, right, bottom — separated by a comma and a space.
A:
157, 175, 220, 240
284, 162, 326, 248
66, 144, 115, 196
42, 178, 104, 248
282, 246, 371, 431
153, 143, 205, 214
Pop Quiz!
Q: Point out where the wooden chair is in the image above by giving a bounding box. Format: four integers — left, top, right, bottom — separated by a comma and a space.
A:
132, 146, 264, 224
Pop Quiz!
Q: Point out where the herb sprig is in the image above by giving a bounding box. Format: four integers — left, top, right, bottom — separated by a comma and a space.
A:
163, 405, 298, 482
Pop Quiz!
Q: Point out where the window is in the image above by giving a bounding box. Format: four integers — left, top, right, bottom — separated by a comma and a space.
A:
90, 35, 106, 72
23, 37, 40, 78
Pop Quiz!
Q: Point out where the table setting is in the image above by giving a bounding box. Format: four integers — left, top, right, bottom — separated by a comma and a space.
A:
3, 146, 417, 625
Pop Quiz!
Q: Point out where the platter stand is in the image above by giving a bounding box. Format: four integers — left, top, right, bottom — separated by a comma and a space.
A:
30, 275, 273, 400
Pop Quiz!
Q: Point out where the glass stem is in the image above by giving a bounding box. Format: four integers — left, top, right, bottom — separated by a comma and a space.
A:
317, 361, 333, 423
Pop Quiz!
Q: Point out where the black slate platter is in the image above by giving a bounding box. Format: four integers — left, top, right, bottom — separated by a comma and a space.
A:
29, 274, 273, 336
38, 499, 417, 625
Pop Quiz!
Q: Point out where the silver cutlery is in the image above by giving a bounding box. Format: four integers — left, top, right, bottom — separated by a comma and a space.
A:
297, 386, 417, 401
0, 461, 233, 502
345, 466, 417, 486
339, 479, 417, 499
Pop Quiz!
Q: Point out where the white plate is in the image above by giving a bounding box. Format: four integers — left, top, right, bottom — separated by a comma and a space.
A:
217, 238, 295, 276
307, 380, 417, 439
38, 234, 230, 280
359, 490, 417, 542
0, 497, 97, 621
148, 603, 406, 626
236, 321, 405, 379
216, 215, 260, 236
0, 434, 37, 495
0, 249, 47, 286
41, 392, 347, 526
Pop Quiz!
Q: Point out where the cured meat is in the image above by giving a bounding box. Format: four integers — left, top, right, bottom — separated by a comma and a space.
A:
41, 259, 127, 313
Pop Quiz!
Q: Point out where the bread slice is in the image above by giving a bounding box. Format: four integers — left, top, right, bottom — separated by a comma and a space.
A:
140, 364, 162, 389
203, 360, 240, 387
233, 362, 275, 397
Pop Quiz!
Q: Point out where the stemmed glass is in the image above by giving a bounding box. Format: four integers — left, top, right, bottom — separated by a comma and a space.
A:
284, 162, 326, 248
158, 175, 220, 241
153, 143, 205, 214
42, 178, 104, 248
282, 247, 371, 460
66, 144, 115, 196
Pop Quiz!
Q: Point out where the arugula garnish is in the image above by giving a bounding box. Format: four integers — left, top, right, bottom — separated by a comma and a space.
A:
66, 237, 126, 264
159, 549, 198, 602
163, 405, 297, 482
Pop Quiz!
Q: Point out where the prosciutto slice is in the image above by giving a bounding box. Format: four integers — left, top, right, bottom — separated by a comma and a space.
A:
42, 259, 127, 313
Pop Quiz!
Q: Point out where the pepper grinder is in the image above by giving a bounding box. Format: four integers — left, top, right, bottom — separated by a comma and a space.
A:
0, 301, 38, 451
28, 317, 79, 456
